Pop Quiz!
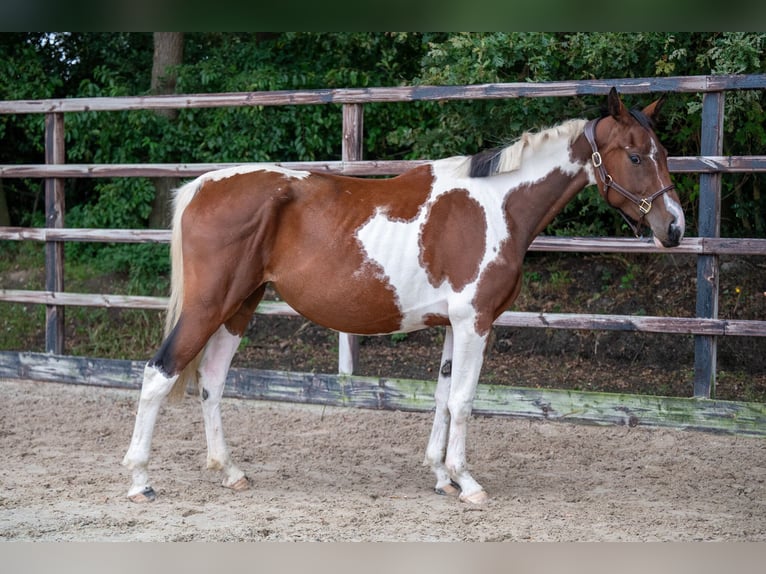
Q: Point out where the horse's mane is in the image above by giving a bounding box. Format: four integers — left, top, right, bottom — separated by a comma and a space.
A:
465, 118, 587, 178
627, 107, 655, 130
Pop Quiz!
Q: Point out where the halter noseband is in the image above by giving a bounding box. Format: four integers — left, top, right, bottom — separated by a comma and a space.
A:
583, 118, 675, 237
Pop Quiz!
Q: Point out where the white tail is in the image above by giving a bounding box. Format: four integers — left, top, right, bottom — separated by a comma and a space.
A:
165, 177, 204, 401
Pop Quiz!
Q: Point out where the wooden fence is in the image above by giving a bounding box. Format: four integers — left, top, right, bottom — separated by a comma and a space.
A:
1, 74, 766, 435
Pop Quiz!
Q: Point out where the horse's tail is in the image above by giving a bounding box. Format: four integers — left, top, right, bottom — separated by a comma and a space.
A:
166, 177, 204, 402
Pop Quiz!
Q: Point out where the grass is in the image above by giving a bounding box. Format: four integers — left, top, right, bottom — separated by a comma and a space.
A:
0, 243, 166, 359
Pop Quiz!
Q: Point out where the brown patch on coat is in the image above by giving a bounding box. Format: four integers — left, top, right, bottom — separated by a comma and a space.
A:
265, 167, 436, 334
419, 189, 487, 292
470, 167, 591, 336
423, 313, 450, 327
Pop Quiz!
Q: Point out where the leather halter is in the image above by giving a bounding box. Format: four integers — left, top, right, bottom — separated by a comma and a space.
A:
583, 118, 675, 237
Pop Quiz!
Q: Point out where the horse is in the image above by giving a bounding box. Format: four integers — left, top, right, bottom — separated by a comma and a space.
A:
123, 88, 685, 504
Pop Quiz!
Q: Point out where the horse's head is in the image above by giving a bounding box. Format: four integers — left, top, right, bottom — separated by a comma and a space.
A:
585, 88, 685, 248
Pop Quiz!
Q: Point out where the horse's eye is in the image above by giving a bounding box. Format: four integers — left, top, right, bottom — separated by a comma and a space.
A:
630, 154, 641, 165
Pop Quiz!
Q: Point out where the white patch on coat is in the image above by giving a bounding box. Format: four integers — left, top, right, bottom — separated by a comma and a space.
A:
354, 121, 588, 333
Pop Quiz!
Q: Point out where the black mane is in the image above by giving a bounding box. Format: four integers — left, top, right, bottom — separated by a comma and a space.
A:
468, 148, 503, 178
628, 107, 656, 130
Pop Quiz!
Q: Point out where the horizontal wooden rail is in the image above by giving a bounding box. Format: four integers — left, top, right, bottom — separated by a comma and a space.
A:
0, 290, 168, 310
493, 311, 766, 337
0, 227, 171, 243
1, 74, 764, 114
2, 228, 766, 255
2, 157, 766, 179
0, 160, 430, 178
2, 289, 764, 337
671, 156, 766, 173
1, 351, 764, 436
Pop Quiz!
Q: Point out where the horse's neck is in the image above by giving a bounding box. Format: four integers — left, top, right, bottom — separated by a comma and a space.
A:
501, 132, 594, 247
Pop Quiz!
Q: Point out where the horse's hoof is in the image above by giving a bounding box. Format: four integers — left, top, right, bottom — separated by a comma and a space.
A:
459, 489, 489, 505
434, 480, 461, 497
128, 486, 156, 503
226, 476, 250, 492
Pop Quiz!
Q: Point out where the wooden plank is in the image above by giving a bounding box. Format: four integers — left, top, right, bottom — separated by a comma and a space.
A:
253, 299, 301, 317
528, 236, 696, 253
2, 289, 764, 338
669, 156, 766, 173
0, 351, 144, 390
6, 156, 766, 180
0, 290, 303, 316
338, 103, 364, 375
4, 228, 766, 256
705, 73, 766, 90
0, 227, 172, 243
469, 384, 766, 437
0, 160, 430, 178
2, 75, 765, 114
1, 351, 764, 436
694, 92, 725, 398
0, 289, 169, 310
699, 237, 766, 255
493, 312, 766, 337
44, 113, 65, 355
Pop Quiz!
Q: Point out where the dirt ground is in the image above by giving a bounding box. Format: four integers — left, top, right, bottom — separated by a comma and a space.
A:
1, 377, 764, 542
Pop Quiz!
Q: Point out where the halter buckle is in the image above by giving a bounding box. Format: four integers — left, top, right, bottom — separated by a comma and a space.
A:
591, 151, 602, 168
638, 198, 652, 215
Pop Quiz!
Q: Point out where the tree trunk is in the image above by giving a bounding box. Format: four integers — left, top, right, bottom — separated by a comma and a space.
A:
0, 179, 10, 226
150, 32, 184, 120
149, 32, 184, 229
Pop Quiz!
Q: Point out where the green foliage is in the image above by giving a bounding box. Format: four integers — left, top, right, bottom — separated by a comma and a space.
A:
168, 33, 443, 164
66, 178, 169, 292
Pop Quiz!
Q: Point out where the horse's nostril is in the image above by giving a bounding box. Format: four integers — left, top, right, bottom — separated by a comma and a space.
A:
668, 223, 682, 246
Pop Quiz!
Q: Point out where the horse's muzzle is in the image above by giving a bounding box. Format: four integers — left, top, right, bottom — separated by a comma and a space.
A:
659, 220, 684, 248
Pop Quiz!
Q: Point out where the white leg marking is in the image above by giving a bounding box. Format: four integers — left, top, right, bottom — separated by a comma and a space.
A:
198, 325, 247, 490
444, 324, 490, 503
123, 363, 178, 499
424, 327, 456, 494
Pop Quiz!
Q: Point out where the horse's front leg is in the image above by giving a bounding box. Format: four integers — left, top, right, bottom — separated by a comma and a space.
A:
122, 363, 178, 502
424, 326, 460, 496
198, 325, 248, 491
443, 325, 490, 504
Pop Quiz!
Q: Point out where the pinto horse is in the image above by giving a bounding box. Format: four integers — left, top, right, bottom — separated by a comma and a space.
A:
123, 88, 685, 504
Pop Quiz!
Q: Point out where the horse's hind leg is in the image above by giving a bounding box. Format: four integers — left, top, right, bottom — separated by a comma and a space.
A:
198, 325, 248, 491
122, 286, 261, 501
122, 363, 179, 502
123, 314, 218, 502
198, 287, 264, 492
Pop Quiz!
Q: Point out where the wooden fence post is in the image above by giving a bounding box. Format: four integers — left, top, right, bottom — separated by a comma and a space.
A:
338, 103, 363, 375
693, 91, 724, 398
44, 113, 66, 354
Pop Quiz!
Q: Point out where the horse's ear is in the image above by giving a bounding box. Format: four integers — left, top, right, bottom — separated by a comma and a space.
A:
607, 87, 628, 121
642, 94, 666, 121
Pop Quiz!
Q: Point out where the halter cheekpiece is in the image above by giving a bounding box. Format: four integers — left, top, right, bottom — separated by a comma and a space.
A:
583, 118, 675, 237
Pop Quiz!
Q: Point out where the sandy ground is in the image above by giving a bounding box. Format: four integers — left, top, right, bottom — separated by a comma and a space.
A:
1, 377, 765, 542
